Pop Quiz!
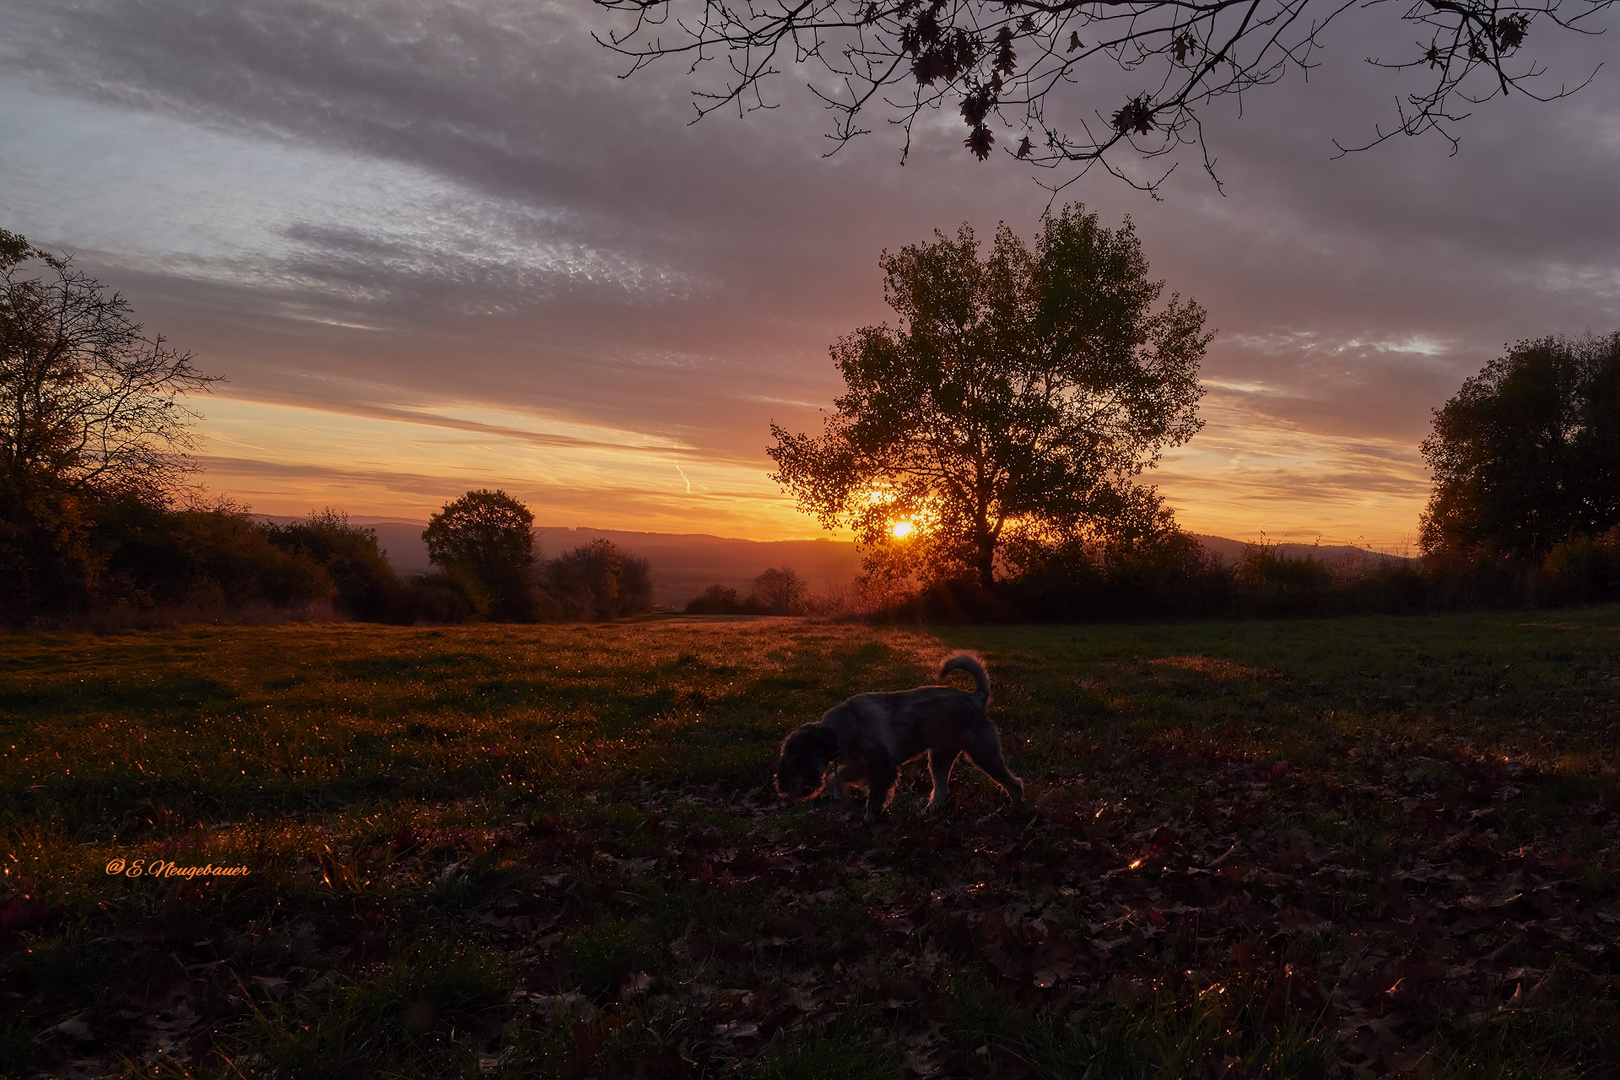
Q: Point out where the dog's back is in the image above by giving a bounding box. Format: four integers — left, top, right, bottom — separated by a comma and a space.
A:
834, 654, 992, 766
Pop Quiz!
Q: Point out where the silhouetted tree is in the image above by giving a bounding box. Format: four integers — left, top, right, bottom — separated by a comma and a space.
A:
593, 0, 1610, 189
0, 230, 218, 619
769, 205, 1208, 589
545, 538, 654, 620
753, 566, 809, 614
1536, 527, 1620, 603
1420, 332, 1620, 560
423, 489, 538, 620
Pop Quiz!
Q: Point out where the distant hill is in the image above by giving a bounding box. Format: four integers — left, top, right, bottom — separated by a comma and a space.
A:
1190, 535, 1415, 568
526, 527, 864, 608
261, 516, 1410, 609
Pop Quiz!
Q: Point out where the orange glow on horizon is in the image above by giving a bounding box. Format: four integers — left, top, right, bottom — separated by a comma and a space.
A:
193, 390, 1429, 551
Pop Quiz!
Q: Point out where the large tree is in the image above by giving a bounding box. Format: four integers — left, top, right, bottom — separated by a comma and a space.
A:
1419, 332, 1620, 560
0, 230, 217, 615
0, 230, 216, 511
768, 204, 1209, 588
592, 0, 1611, 189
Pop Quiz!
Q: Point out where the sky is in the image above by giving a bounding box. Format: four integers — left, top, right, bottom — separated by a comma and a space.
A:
1, 0, 1616, 550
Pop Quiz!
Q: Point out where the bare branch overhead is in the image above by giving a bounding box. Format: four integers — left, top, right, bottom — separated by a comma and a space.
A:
591, 0, 1612, 190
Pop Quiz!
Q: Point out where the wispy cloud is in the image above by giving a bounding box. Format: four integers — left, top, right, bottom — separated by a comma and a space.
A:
196, 395, 817, 537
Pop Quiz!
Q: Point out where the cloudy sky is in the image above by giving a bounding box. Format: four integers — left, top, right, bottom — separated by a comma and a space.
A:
2, 0, 1616, 548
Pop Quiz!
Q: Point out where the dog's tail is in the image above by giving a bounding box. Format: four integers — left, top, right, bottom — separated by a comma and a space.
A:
940, 653, 990, 707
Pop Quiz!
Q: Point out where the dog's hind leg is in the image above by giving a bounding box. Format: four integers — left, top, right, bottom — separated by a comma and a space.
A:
924, 749, 958, 814
964, 735, 1024, 811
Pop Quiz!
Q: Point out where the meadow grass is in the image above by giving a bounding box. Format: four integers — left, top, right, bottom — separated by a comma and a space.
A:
2, 610, 1618, 1077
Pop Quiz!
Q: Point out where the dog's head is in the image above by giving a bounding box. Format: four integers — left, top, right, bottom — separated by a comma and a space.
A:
775, 722, 839, 801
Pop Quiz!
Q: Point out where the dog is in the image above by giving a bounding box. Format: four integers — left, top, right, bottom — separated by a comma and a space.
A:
774, 653, 1023, 823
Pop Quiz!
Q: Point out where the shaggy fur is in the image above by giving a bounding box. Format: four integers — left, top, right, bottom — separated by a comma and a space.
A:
774, 653, 1023, 823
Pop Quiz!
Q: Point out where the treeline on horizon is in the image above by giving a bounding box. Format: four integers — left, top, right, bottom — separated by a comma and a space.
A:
0, 492, 662, 630
7, 485, 1620, 630
880, 524, 1620, 624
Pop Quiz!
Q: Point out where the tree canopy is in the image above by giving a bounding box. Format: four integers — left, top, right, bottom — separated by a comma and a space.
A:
267, 508, 399, 621
592, 0, 1612, 189
768, 204, 1209, 589
1419, 332, 1620, 560
423, 489, 538, 619
0, 230, 216, 513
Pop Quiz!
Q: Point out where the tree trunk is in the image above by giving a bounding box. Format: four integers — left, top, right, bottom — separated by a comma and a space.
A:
972, 493, 996, 589
975, 541, 995, 589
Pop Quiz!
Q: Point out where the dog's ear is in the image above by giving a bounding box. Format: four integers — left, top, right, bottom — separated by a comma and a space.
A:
803, 724, 839, 758
785, 722, 838, 761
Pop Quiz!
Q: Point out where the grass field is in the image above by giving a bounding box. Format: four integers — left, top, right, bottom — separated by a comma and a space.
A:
3, 610, 1619, 1078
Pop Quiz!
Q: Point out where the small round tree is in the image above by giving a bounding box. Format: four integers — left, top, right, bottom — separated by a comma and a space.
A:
423, 489, 537, 620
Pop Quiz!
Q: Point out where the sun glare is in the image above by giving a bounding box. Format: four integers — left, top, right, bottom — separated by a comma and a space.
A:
890, 519, 915, 539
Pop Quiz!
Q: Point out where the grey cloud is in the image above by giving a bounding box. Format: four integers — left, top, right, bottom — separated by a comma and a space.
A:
1, 0, 922, 354
2, 0, 860, 236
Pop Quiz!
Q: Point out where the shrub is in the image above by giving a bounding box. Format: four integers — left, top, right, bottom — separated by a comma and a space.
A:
684, 584, 766, 615
94, 500, 332, 616
0, 489, 100, 623
267, 509, 399, 620
387, 572, 484, 624
544, 539, 653, 620
1335, 556, 1431, 614
998, 528, 1229, 621
1421, 549, 1531, 611
1233, 543, 1333, 616
1536, 527, 1620, 604
1099, 531, 1229, 617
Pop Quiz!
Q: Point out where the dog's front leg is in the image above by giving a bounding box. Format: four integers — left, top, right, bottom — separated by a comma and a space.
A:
863, 764, 897, 824
827, 761, 845, 805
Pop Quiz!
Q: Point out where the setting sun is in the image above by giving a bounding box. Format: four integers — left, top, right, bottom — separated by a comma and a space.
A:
890, 519, 915, 539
